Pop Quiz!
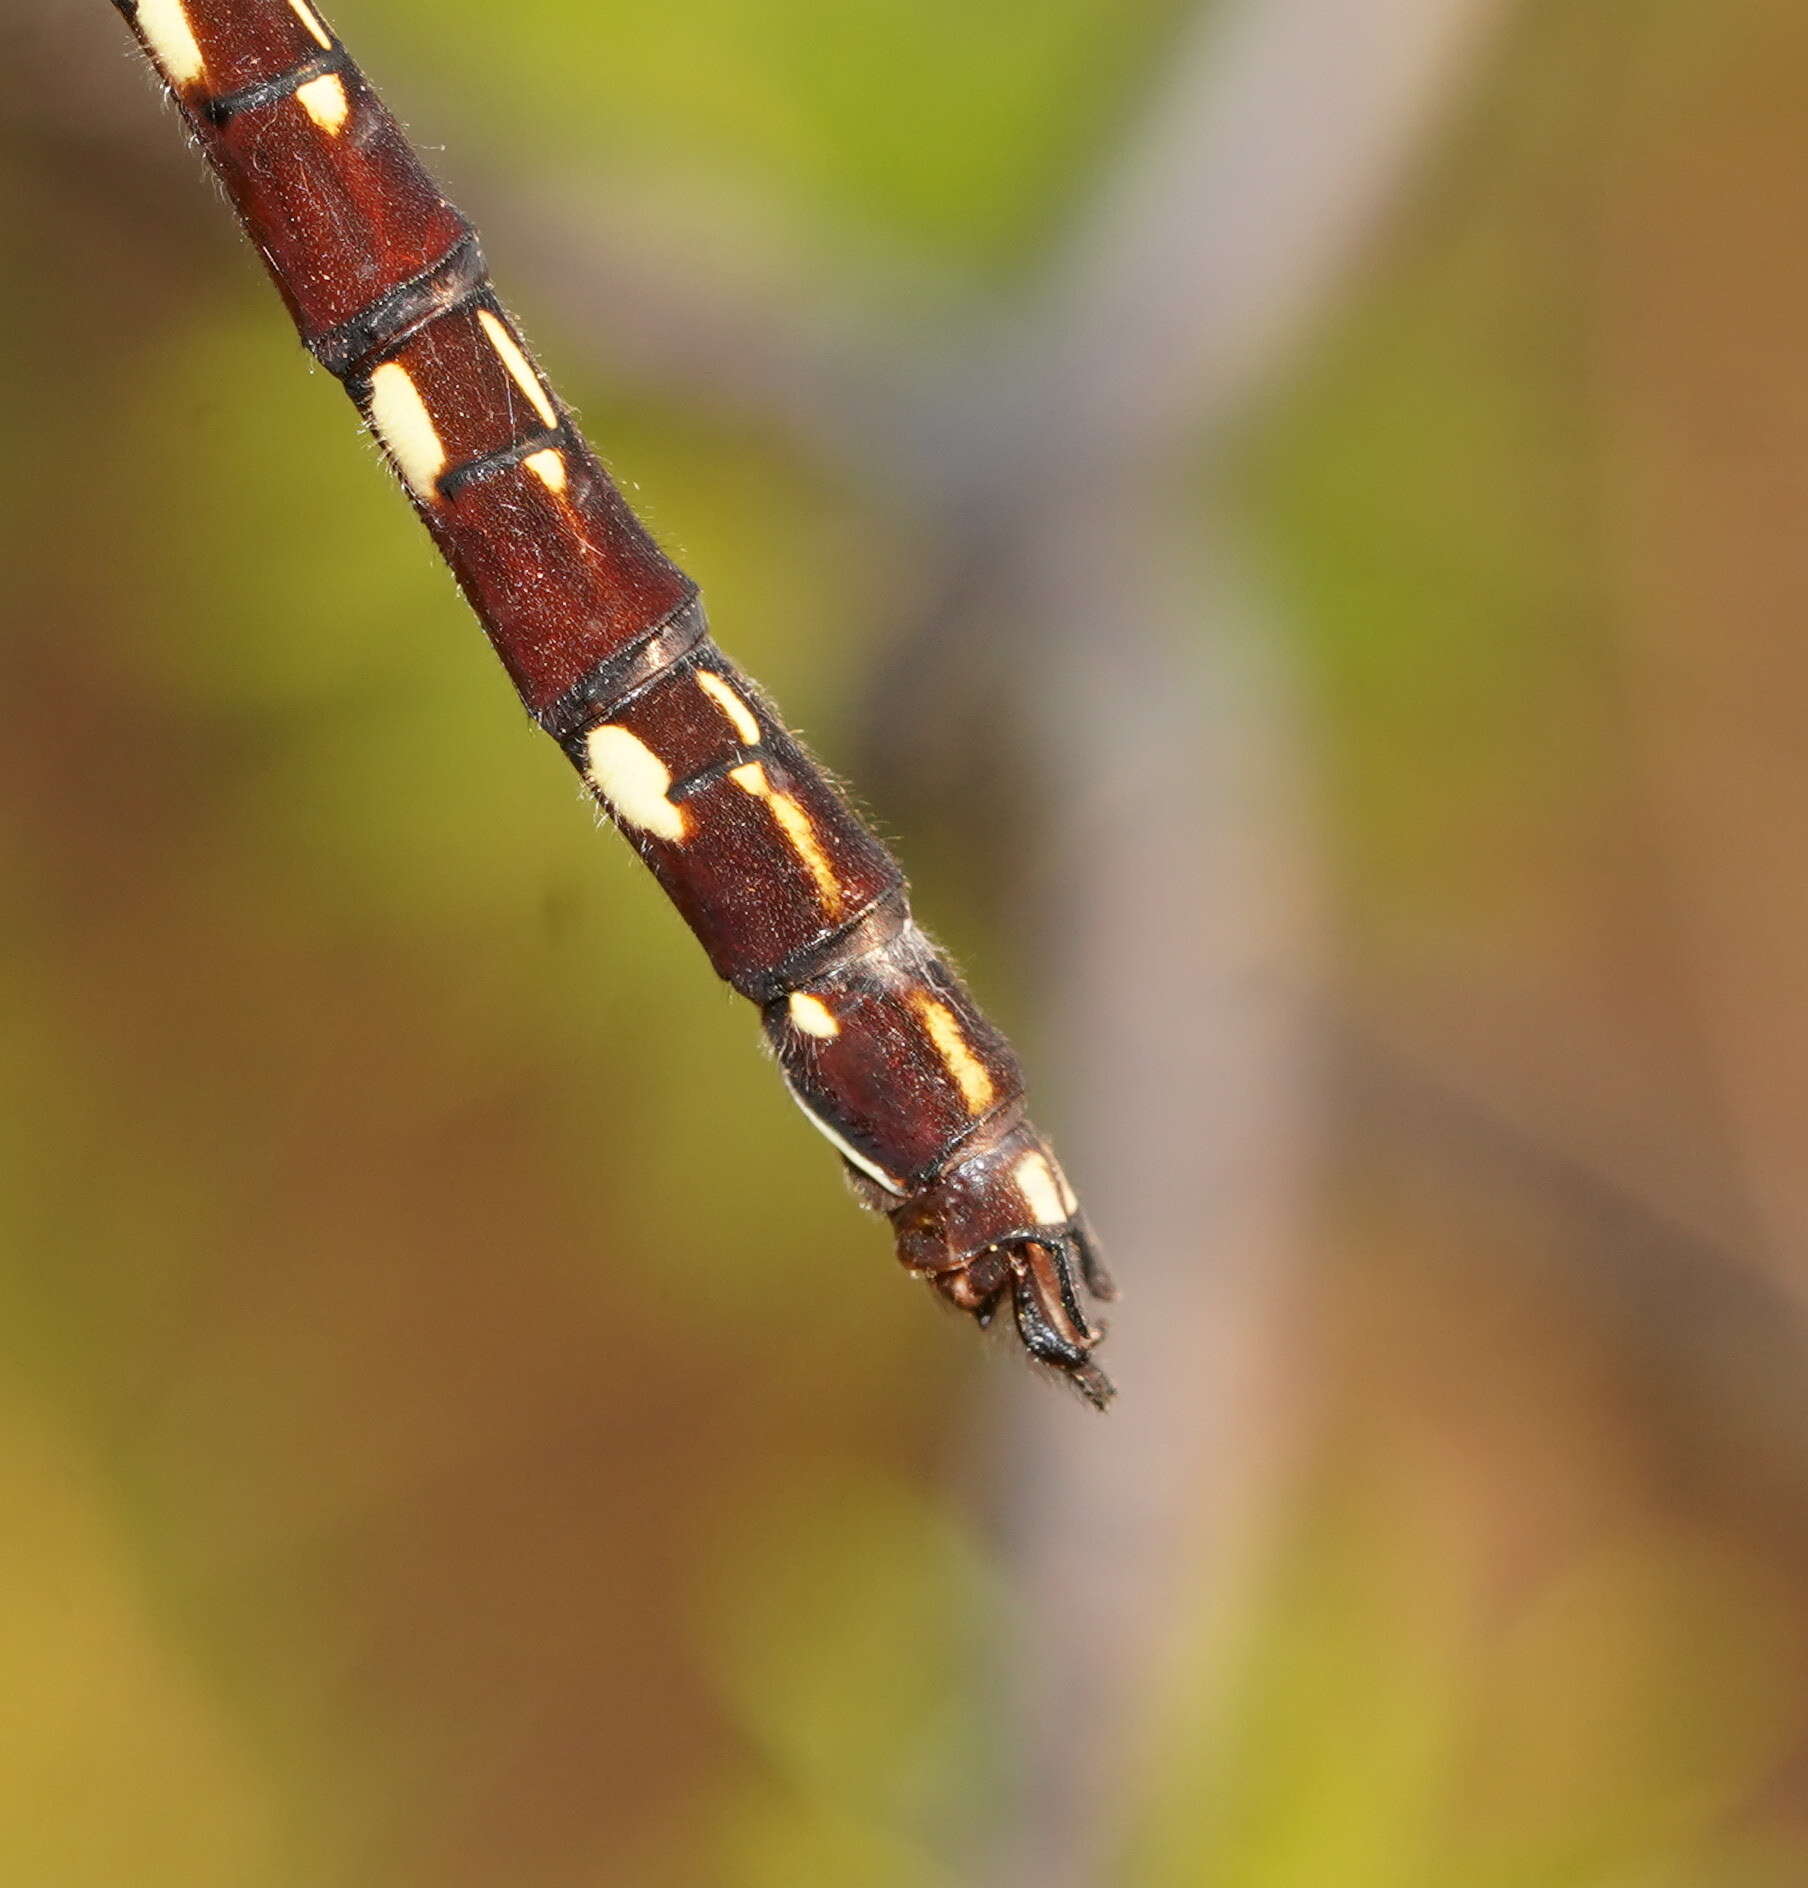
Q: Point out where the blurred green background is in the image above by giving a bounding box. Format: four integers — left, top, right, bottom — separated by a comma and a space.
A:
9, 0, 1808, 1882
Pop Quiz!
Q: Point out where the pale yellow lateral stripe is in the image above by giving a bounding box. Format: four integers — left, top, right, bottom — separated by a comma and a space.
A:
477, 310, 559, 429
784, 1085, 904, 1194
914, 996, 996, 1114
288, 0, 334, 49
367, 364, 446, 501
137, 0, 206, 87
696, 670, 761, 745
295, 72, 349, 134
729, 762, 843, 915
771, 796, 842, 915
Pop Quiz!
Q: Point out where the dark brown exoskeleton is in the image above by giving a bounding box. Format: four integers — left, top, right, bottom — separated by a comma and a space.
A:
109, 0, 1117, 1403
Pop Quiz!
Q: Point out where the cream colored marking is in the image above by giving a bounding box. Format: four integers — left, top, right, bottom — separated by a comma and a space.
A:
771, 800, 843, 914
1015, 1151, 1069, 1228
583, 726, 687, 842
729, 762, 842, 914
295, 72, 349, 133
137, 0, 206, 87
1053, 1158, 1079, 1217
913, 995, 995, 1114
524, 448, 567, 494
784, 1084, 904, 1194
477, 310, 559, 429
367, 363, 446, 501
696, 670, 762, 746
288, 0, 334, 48
787, 993, 840, 1040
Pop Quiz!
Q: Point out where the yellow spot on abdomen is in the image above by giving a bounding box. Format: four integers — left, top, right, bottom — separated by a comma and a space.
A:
787, 993, 840, 1039
913, 996, 995, 1114
583, 726, 687, 842
288, 0, 334, 48
730, 762, 841, 915
296, 72, 349, 133
136, 0, 206, 87
1014, 1151, 1068, 1227
696, 670, 761, 745
477, 310, 559, 429
524, 448, 567, 494
367, 363, 446, 501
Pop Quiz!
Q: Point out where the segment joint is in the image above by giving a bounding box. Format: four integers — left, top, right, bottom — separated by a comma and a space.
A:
310, 233, 489, 382
538, 598, 710, 745
735, 882, 911, 1005
204, 47, 351, 125
437, 427, 567, 501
